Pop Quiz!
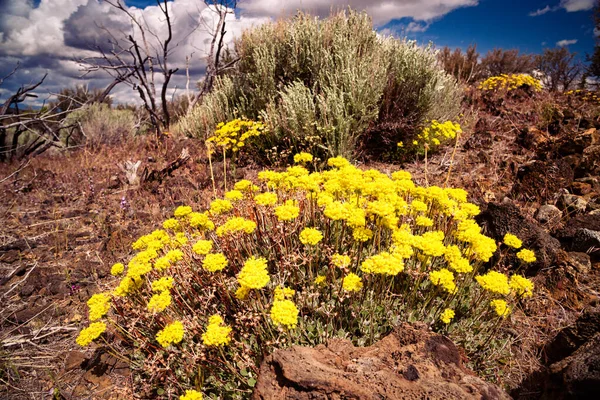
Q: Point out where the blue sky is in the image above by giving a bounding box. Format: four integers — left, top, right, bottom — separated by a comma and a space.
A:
385, 0, 596, 59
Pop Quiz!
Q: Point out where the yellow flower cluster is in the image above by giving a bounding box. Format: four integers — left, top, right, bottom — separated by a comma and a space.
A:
210, 199, 233, 215
565, 89, 600, 104
299, 228, 323, 245
237, 257, 270, 289
202, 315, 232, 347
147, 290, 172, 313
361, 252, 404, 276
509, 274, 534, 298
440, 308, 455, 324
342, 273, 363, 292
206, 119, 265, 153
192, 239, 213, 255
163, 218, 181, 231
216, 217, 257, 237
254, 192, 278, 206
475, 271, 510, 295
274, 200, 300, 221
429, 268, 456, 293
152, 276, 174, 292
156, 321, 185, 348
478, 74, 542, 92
490, 299, 511, 318
179, 390, 203, 400
413, 120, 462, 149
294, 152, 313, 164
332, 253, 351, 268
174, 206, 193, 218
503, 233, 522, 249
110, 262, 124, 276
202, 253, 229, 272
516, 249, 536, 263
189, 212, 215, 230
87, 293, 111, 321
76, 322, 106, 347
270, 299, 299, 329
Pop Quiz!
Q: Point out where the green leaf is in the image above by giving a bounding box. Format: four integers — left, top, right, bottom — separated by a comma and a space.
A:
247, 377, 257, 387
156, 388, 165, 395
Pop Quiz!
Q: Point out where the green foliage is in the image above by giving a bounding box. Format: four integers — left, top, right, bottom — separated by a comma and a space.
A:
64, 103, 137, 147
177, 10, 461, 161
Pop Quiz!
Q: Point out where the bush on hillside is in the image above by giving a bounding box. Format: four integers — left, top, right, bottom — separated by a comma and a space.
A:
177, 10, 461, 162
64, 103, 138, 147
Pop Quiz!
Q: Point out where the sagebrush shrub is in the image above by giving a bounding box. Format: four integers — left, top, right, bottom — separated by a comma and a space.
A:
78, 157, 535, 399
63, 103, 137, 147
176, 10, 461, 161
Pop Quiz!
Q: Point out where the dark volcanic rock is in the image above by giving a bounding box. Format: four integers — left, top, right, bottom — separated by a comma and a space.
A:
477, 201, 562, 272
513, 159, 574, 202
252, 323, 510, 400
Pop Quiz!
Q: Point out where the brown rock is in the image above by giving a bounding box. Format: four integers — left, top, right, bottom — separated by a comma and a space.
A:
252, 324, 509, 400
514, 159, 574, 202
571, 182, 592, 196
64, 350, 87, 371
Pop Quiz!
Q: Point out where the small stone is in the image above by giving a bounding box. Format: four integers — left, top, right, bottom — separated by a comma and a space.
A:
536, 204, 562, 224
559, 193, 588, 213
568, 252, 592, 275
573, 229, 600, 256
64, 351, 87, 371
571, 182, 592, 196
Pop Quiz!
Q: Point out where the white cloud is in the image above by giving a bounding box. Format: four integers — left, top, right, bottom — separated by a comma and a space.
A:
529, 5, 552, 16
0, 0, 267, 106
405, 21, 431, 32
238, 0, 479, 25
529, 0, 594, 16
560, 0, 595, 12
556, 39, 578, 46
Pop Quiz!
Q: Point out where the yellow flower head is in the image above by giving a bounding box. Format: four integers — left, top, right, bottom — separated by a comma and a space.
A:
270, 299, 299, 329
254, 192, 278, 206
299, 228, 323, 245
202, 314, 232, 347
179, 390, 203, 400
163, 218, 181, 231
294, 152, 313, 164
516, 249, 536, 263
503, 233, 522, 249
87, 293, 111, 321
353, 227, 373, 242
156, 321, 185, 348
314, 275, 326, 286
274, 286, 296, 300
476, 271, 510, 295
147, 290, 172, 313
509, 274, 534, 298
342, 273, 363, 292
490, 299, 511, 318
76, 322, 106, 347
192, 239, 213, 255
429, 268, 456, 293
440, 308, 455, 324
274, 200, 300, 221
331, 253, 351, 268
209, 199, 233, 215
225, 189, 244, 201
174, 205, 193, 218
237, 257, 270, 289
151, 276, 174, 292
202, 253, 229, 272
110, 263, 125, 276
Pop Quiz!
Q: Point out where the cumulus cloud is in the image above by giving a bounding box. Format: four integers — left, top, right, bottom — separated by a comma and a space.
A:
238, 0, 479, 25
529, 0, 594, 16
556, 39, 578, 46
0, 0, 267, 106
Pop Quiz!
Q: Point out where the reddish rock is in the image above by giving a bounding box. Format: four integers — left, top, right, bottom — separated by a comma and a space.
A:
252, 323, 509, 400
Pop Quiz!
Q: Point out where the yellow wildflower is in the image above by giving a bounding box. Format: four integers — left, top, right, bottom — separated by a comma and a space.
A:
202, 314, 232, 347
147, 290, 172, 313
331, 254, 351, 268
110, 263, 125, 276
254, 192, 278, 206
516, 249, 536, 263
174, 205, 193, 218
87, 293, 111, 321
440, 308, 455, 324
274, 200, 300, 221
509, 274, 534, 298
503, 233, 522, 249
179, 390, 203, 400
342, 273, 363, 292
294, 152, 313, 164
299, 228, 323, 245
156, 321, 185, 348
490, 299, 511, 318
151, 276, 174, 292
237, 257, 270, 289
202, 253, 228, 272
270, 299, 299, 329
192, 239, 213, 255
476, 271, 510, 295
76, 322, 106, 347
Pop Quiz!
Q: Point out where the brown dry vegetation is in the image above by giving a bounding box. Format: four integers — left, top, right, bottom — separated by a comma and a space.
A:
0, 87, 599, 399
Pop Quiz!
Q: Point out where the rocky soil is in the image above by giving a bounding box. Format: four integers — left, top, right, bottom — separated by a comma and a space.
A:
1, 89, 599, 399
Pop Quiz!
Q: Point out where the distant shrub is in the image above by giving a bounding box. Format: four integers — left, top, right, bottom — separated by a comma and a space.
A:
177, 10, 461, 162
478, 74, 542, 92
437, 44, 481, 83
479, 48, 535, 78
64, 103, 137, 147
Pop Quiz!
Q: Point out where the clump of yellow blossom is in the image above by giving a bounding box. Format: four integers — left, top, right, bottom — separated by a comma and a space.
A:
353, 227, 373, 242
237, 257, 270, 289
209, 199, 233, 215
270, 299, 299, 329
216, 217, 257, 237
76, 322, 106, 347
156, 321, 185, 348
274, 200, 300, 221
490, 299, 511, 318
179, 390, 203, 400
87, 293, 111, 321
147, 290, 172, 313
479, 74, 542, 92
202, 253, 228, 272
440, 309, 455, 324
192, 240, 213, 255
189, 212, 215, 230
414, 120, 461, 150
202, 315, 232, 347
151, 276, 174, 292
516, 249, 536, 263
314, 275, 326, 286
294, 152, 313, 164
342, 273, 363, 292
429, 268, 456, 293
174, 206, 193, 218
299, 228, 323, 245
503, 233, 522, 249
206, 119, 265, 153
361, 252, 404, 276
254, 192, 278, 206
509, 274, 534, 298
331, 254, 351, 268
110, 262, 124, 276
163, 218, 180, 231
476, 271, 510, 295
